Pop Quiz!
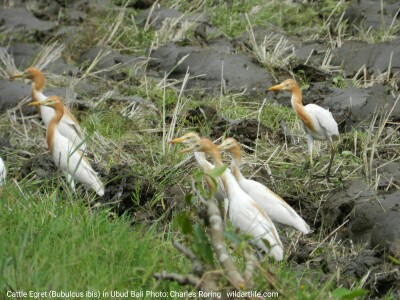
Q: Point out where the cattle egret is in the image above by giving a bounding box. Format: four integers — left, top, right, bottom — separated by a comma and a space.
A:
10, 67, 87, 152
169, 132, 284, 261
268, 79, 339, 179
29, 96, 104, 196
0, 157, 5, 186
218, 138, 311, 234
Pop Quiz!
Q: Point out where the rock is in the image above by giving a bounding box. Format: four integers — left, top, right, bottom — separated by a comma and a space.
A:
294, 39, 327, 67
136, 7, 182, 29
331, 39, 400, 78
323, 179, 375, 228
20, 153, 57, 180
370, 208, 400, 256
0, 79, 31, 113
136, 7, 206, 30
0, 7, 55, 32
100, 164, 156, 218
349, 190, 400, 250
344, 0, 400, 31
9, 42, 40, 69
372, 160, 400, 190
79, 46, 145, 80
212, 118, 272, 149
150, 42, 274, 99
342, 250, 381, 278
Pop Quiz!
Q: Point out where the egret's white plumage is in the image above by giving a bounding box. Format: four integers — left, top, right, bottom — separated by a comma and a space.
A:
170, 133, 284, 260
218, 138, 311, 234
29, 96, 104, 196
0, 157, 6, 186
268, 79, 339, 178
193, 151, 228, 212
10, 67, 87, 152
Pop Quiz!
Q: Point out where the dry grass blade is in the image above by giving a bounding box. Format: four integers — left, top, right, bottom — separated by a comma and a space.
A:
32, 42, 65, 71
165, 69, 190, 154
245, 14, 295, 68
0, 47, 20, 78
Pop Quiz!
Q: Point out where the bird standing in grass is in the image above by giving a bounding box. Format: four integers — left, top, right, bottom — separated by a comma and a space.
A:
29, 96, 104, 196
218, 137, 311, 234
10, 67, 87, 152
0, 157, 6, 186
169, 132, 284, 261
268, 79, 339, 179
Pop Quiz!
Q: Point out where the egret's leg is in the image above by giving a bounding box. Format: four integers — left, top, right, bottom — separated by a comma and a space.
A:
326, 143, 336, 181
307, 135, 314, 170
65, 172, 76, 192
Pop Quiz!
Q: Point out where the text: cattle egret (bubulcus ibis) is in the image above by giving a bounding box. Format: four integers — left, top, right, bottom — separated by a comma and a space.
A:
169, 132, 284, 261
10, 67, 87, 152
218, 138, 311, 234
268, 79, 339, 179
0, 157, 6, 186
29, 96, 104, 196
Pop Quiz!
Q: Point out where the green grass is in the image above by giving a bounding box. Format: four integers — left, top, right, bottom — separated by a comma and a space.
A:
0, 184, 187, 298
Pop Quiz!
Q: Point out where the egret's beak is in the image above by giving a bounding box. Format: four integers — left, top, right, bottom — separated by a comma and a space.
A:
178, 146, 195, 154
28, 101, 41, 107
9, 72, 25, 80
168, 137, 185, 144
267, 83, 283, 92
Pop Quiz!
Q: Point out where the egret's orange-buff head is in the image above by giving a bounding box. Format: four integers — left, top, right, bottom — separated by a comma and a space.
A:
10, 67, 45, 91
168, 132, 203, 154
267, 79, 299, 92
217, 137, 240, 151
28, 95, 64, 111
169, 132, 219, 155
10, 67, 42, 80
217, 137, 242, 160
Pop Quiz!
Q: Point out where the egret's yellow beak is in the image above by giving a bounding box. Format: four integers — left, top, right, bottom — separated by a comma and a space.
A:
28, 101, 41, 106
168, 137, 185, 144
267, 83, 283, 92
9, 72, 25, 80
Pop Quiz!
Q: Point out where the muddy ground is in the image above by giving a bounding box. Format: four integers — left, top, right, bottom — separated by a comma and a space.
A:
0, 0, 399, 297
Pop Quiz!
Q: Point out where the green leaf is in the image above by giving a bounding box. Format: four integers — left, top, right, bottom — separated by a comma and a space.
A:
208, 165, 227, 178
185, 193, 194, 205
192, 224, 215, 267
224, 229, 242, 245
173, 212, 193, 235
332, 287, 368, 299
388, 255, 400, 265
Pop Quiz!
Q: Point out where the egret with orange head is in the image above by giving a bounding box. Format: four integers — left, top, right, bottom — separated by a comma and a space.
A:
268, 79, 339, 179
29, 96, 104, 196
10, 67, 87, 152
218, 137, 311, 233
169, 132, 284, 260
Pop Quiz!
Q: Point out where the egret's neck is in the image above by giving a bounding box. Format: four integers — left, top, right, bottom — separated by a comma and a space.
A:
31, 86, 47, 114
194, 152, 213, 171
46, 107, 64, 153
290, 87, 315, 132
229, 147, 245, 182
290, 85, 303, 112
32, 74, 45, 92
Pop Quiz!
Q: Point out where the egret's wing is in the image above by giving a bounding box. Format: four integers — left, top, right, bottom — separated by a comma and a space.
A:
305, 104, 339, 138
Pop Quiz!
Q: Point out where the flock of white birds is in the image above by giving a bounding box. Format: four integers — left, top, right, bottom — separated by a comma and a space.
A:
2, 67, 339, 260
